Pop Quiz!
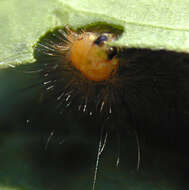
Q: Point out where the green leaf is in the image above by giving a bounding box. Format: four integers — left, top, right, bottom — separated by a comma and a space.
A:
1, 0, 189, 66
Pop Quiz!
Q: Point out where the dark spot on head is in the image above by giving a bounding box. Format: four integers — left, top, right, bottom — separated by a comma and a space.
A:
94, 34, 108, 46
107, 47, 118, 60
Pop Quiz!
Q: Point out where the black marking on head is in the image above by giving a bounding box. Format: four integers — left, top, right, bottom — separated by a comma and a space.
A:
107, 47, 118, 60
94, 34, 108, 46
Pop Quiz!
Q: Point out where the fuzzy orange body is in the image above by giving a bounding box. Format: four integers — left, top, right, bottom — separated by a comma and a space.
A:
69, 32, 118, 82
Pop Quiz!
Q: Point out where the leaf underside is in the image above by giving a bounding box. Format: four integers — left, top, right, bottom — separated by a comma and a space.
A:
1, 0, 189, 68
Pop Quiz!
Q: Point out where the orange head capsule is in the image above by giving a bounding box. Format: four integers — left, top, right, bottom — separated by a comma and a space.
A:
67, 31, 118, 82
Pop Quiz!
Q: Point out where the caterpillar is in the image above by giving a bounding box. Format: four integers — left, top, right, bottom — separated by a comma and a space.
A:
30, 26, 143, 190
3, 24, 189, 190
